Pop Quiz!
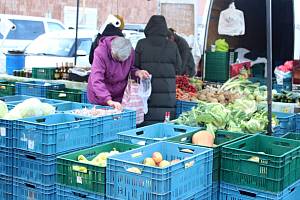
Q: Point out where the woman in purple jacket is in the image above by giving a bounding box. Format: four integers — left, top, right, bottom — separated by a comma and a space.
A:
87, 36, 149, 110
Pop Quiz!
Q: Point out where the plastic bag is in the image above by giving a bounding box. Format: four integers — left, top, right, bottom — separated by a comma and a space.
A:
138, 75, 152, 114
122, 79, 144, 124
274, 67, 292, 85
215, 39, 229, 52
218, 3, 245, 36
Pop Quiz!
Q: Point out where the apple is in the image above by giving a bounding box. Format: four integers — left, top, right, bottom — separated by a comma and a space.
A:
143, 157, 156, 166
159, 160, 170, 168
152, 152, 163, 164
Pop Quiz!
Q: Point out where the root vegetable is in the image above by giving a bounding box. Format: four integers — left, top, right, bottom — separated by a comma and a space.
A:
192, 130, 215, 147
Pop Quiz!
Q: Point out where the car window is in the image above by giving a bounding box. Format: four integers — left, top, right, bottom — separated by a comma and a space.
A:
6, 19, 45, 40
26, 36, 74, 57
47, 22, 65, 32
77, 39, 92, 53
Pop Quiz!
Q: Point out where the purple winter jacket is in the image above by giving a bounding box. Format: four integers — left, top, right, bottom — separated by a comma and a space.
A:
87, 36, 137, 105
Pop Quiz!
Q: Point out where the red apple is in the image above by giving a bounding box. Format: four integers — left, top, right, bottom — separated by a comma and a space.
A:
152, 152, 163, 164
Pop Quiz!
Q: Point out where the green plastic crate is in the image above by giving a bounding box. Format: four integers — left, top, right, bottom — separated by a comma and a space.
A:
252, 63, 265, 78
56, 142, 139, 195
167, 130, 248, 182
47, 88, 83, 102
32, 67, 56, 80
282, 132, 300, 140
205, 51, 238, 82
221, 134, 300, 193
205, 51, 229, 82
0, 81, 15, 97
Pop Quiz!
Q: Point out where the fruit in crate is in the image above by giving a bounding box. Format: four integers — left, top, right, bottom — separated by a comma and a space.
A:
159, 160, 170, 168
152, 152, 163, 164
143, 158, 156, 166
77, 148, 120, 167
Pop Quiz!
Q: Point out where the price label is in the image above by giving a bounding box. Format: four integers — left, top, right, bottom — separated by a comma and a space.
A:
0, 127, 6, 137
77, 176, 83, 184
28, 140, 35, 150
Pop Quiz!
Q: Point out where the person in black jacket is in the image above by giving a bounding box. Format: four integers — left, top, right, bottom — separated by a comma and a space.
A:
89, 24, 124, 64
135, 15, 182, 125
168, 28, 196, 77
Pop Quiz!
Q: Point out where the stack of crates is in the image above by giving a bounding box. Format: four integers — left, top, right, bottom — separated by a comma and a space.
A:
168, 130, 249, 200
0, 117, 14, 200
220, 134, 300, 199
56, 123, 212, 199
272, 112, 296, 137
205, 51, 237, 82
11, 113, 98, 200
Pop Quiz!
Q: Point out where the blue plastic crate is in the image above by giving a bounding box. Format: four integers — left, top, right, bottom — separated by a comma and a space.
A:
189, 186, 212, 200
176, 100, 198, 117
212, 181, 219, 200
273, 125, 283, 137
54, 102, 92, 112
0, 95, 33, 103
0, 147, 13, 176
0, 118, 15, 148
220, 180, 300, 200
13, 178, 56, 200
106, 141, 213, 200
117, 123, 200, 146
12, 149, 56, 186
0, 175, 13, 200
101, 109, 136, 143
296, 114, 300, 132
81, 91, 88, 103
15, 81, 65, 98
273, 78, 292, 92
61, 105, 136, 144
14, 113, 97, 155
56, 184, 105, 200
273, 112, 296, 135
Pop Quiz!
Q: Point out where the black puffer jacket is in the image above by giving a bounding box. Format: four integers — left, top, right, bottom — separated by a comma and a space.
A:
135, 15, 182, 125
173, 33, 195, 76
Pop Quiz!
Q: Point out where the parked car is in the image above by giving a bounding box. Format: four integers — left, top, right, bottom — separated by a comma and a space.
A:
124, 23, 146, 32
24, 29, 98, 69
0, 14, 67, 52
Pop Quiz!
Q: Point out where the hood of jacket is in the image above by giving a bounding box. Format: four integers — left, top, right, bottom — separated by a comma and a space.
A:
144, 15, 168, 37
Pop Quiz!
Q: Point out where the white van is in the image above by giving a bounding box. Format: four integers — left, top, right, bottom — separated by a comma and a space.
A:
0, 14, 67, 52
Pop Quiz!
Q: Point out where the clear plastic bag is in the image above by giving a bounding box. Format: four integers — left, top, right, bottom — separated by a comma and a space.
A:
138, 75, 152, 114
218, 3, 245, 36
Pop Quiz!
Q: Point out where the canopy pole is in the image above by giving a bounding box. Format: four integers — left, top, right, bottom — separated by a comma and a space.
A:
266, 0, 273, 135
74, 0, 80, 65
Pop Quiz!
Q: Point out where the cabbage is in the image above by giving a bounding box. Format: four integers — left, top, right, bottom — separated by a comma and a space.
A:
3, 98, 56, 119
0, 100, 8, 118
3, 108, 22, 120
40, 103, 55, 115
